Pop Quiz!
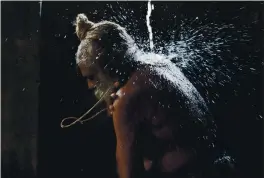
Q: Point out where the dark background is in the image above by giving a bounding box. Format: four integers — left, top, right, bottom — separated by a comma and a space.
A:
1, 1, 263, 178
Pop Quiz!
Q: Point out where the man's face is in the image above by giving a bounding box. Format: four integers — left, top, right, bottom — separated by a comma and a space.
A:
76, 39, 115, 106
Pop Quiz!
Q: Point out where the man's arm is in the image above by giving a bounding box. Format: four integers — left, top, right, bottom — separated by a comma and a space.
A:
112, 79, 145, 178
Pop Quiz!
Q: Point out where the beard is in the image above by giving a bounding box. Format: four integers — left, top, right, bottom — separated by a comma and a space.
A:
93, 87, 114, 117
94, 87, 105, 100
93, 85, 113, 107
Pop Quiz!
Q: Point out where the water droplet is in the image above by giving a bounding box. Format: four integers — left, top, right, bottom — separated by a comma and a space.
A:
209, 143, 215, 148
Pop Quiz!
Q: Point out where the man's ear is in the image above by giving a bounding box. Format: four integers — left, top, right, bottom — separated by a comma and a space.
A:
75, 13, 94, 41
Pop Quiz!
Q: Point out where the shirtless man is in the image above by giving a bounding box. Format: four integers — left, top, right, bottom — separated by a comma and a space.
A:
74, 13, 223, 178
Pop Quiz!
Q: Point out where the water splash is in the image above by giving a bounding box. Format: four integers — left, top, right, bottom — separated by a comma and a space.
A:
158, 21, 256, 104
102, 3, 261, 111
146, 0, 154, 51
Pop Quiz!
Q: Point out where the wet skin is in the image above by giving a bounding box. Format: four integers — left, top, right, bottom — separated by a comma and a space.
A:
79, 63, 194, 178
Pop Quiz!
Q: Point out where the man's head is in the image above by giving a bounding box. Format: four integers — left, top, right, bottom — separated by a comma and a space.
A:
74, 13, 137, 105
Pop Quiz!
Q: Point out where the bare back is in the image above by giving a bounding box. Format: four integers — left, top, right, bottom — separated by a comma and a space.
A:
112, 63, 216, 177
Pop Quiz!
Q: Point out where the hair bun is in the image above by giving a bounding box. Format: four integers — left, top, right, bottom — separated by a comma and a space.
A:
75, 13, 94, 40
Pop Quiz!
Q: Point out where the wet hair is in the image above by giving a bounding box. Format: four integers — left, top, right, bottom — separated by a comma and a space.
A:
84, 21, 139, 86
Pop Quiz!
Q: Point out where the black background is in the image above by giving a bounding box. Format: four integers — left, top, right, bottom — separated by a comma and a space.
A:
2, 1, 263, 178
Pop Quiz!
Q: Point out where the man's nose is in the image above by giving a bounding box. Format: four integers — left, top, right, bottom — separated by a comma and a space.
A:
87, 80, 96, 89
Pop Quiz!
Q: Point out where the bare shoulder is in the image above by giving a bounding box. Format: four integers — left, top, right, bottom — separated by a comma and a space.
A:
112, 70, 152, 119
